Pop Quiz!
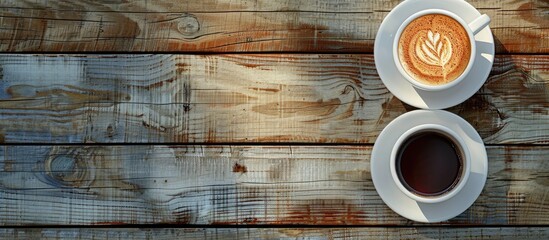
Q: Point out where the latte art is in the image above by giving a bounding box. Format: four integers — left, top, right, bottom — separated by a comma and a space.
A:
417, 31, 451, 72
415, 31, 453, 81
398, 14, 471, 86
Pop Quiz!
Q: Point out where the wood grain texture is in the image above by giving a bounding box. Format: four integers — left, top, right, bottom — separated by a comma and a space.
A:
0, 54, 547, 144
1, 228, 548, 239
0, 0, 547, 53
1, 145, 548, 225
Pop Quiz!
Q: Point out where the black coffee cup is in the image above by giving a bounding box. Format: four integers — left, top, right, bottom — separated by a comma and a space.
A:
390, 124, 470, 203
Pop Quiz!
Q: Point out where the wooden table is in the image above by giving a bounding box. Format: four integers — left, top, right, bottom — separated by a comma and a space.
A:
0, 0, 548, 239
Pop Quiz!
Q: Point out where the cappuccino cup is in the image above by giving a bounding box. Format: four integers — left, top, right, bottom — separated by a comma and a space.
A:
393, 9, 490, 91
390, 124, 471, 203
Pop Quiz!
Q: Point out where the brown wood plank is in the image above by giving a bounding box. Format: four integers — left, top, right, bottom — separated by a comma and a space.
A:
0, 0, 546, 53
1, 228, 548, 239
0, 145, 547, 225
0, 54, 547, 144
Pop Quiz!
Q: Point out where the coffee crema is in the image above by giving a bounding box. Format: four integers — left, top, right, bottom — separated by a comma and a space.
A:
398, 14, 471, 85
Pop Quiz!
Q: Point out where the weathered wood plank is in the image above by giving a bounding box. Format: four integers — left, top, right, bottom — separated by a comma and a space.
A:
0, 54, 547, 144
1, 228, 548, 239
0, 0, 546, 53
0, 145, 547, 225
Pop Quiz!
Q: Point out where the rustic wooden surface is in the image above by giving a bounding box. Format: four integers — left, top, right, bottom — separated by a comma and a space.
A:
1, 145, 548, 225
1, 228, 549, 239
0, 0, 547, 53
0, 54, 547, 144
1, 0, 548, 238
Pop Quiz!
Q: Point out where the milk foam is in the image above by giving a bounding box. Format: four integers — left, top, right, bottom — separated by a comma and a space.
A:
398, 14, 471, 85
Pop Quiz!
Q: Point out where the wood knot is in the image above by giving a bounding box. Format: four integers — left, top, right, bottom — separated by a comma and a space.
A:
50, 155, 77, 179
232, 162, 247, 173
106, 124, 115, 138
44, 147, 94, 188
178, 14, 200, 35
183, 103, 190, 112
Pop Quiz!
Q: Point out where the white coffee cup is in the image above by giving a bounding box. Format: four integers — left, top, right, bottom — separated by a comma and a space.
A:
390, 124, 471, 203
393, 9, 490, 91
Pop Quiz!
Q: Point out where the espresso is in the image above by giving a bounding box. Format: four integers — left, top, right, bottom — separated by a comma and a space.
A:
398, 14, 471, 85
396, 132, 462, 196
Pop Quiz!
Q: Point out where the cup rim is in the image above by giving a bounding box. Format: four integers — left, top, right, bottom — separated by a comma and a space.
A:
389, 124, 471, 204
392, 9, 477, 91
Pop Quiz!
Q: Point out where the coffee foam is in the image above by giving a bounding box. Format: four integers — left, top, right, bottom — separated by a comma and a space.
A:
398, 14, 471, 86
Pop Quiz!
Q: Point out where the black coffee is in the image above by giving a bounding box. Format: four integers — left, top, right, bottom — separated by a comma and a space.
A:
396, 132, 462, 196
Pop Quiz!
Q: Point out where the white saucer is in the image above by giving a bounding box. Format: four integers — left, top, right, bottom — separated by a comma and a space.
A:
374, 0, 495, 109
371, 110, 488, 223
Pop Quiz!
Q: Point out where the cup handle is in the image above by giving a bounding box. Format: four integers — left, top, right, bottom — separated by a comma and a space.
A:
468, 14, 491, 35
